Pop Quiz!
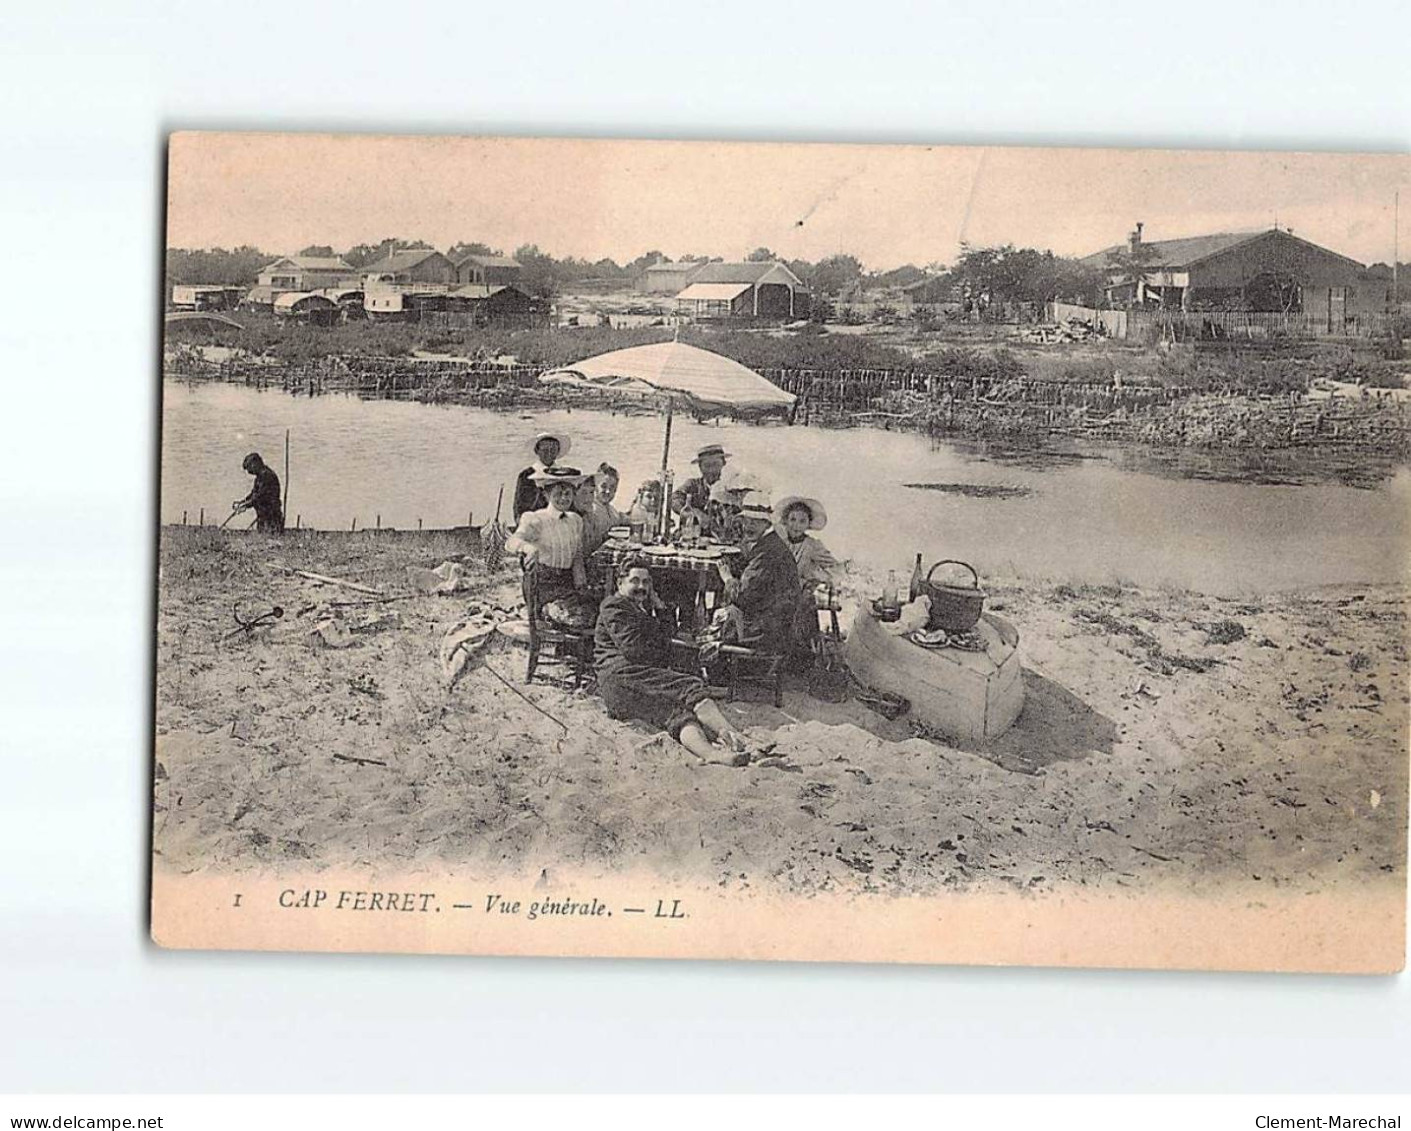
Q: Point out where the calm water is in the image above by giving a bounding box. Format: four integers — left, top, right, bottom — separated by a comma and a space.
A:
160, 381, 1411, 594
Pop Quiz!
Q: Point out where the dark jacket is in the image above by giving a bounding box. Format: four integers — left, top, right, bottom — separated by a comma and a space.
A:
733, 529, 801, 644
594, 593, 675, 671
242, 467, 284, 533
670, 475, 714, 514
513, 467, 546, 522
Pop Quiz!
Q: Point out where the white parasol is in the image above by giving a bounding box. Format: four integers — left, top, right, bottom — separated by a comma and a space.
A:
539, 340, 796, 493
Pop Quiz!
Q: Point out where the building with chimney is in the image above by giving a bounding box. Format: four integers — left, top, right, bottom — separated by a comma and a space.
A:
1081, 223, 1379, 326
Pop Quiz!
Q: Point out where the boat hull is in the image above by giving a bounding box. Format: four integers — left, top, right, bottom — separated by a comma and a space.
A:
844, 609, 1024, 744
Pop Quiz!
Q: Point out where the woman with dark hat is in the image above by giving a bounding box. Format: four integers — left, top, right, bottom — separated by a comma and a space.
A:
506, 465, 596, 627
513, 431, 573, 522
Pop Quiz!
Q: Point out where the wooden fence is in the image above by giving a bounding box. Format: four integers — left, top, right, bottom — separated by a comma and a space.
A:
161, 347, 1411, 455
1045, 303, 1399, 342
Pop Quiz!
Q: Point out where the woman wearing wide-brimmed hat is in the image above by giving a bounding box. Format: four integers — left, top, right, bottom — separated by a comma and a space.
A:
670, 442, 733, 517
506, 465, 597, 627
773, 495, 839, 585
708, 488, 821, 669
513, 430, 573, 522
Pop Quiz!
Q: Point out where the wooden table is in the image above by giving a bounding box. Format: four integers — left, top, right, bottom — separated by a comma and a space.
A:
590, 538, 742, 631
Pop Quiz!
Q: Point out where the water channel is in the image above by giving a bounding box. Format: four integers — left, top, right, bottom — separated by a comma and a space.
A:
160, 380, 1410, 595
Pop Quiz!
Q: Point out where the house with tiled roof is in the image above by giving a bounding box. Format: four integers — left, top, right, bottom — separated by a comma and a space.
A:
1082, 223, 1375, 323
637, 259, 708, 294
674, 261, 810, 320
360, 248, 457, 289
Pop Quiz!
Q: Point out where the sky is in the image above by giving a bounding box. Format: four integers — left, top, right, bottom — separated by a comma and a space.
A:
166, 133, 1411, 270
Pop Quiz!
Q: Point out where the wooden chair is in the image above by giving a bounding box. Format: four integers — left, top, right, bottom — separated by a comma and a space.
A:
720, 644, 785, 707
521, 560, 593, 689
817, 583, 843, 642
671, 634, 783, 708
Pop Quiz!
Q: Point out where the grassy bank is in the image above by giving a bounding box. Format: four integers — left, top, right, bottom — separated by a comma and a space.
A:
164, 315, 1411, 461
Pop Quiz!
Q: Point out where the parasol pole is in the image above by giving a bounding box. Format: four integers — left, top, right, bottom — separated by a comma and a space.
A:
658, 394, 674, 540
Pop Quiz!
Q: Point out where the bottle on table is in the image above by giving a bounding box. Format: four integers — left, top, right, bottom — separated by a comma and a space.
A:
882, 570, 900, 617
908, 553, 924, 603
679, 506, 702, 547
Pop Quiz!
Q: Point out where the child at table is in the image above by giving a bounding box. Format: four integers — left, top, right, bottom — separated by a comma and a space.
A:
627, 478, 664, 540
774, 495, 839, 586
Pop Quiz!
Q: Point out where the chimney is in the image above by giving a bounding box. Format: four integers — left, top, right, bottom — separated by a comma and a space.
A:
1129, 222, 1144, 254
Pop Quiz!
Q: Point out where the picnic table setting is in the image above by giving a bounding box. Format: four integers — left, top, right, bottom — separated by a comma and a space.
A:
592, 528, 742, 574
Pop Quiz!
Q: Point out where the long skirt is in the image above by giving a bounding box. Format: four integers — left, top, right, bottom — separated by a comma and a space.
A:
537, 566, 597, 630
597, 661, 710, 739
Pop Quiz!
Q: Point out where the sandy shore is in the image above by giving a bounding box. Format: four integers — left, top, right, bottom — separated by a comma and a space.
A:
153, 527, 1407, 898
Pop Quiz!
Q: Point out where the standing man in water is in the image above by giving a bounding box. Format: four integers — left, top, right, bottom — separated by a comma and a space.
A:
231, 452, 285, 533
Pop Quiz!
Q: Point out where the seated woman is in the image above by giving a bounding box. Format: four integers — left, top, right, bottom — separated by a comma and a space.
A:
505, 466, 597, 629
715, 489, 818, 668
774, 495, 840, 586
593, 462, 626, 523
594, 566, 761, 766
575, 463, 627, 558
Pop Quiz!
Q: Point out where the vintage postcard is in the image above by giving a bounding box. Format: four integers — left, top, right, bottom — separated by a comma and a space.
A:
152, 133, 1408, 971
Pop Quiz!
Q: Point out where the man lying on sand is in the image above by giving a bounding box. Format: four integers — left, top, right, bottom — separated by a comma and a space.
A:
594, 566, 763, 767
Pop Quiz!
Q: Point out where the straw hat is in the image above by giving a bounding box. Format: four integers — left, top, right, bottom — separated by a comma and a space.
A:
530, 465, 586, 486
773, 495, 828, 530
528, 431, 572, 458
690, 443, 732, 464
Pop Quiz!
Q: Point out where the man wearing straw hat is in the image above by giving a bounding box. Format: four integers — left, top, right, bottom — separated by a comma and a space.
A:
513, 430, 572, 522
506, 465, 596, 628
670, 443, 731, 517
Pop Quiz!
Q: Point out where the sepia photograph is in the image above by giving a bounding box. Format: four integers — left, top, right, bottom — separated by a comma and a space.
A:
150, 133, 1408, 971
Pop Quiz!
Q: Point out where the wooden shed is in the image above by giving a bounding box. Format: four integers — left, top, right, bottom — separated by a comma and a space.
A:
273, 291, 339, 326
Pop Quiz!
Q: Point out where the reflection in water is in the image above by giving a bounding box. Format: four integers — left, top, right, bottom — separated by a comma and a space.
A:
160, 381, 1411, 594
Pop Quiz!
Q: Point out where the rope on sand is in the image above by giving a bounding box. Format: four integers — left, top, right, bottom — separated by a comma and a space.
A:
479, 660, 571, 733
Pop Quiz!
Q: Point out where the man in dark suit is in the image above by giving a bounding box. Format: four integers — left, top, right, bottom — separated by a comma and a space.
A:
717, 489, 817, 666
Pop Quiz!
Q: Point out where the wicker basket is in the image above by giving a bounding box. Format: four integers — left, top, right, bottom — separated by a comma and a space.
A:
920, 560, 985, 632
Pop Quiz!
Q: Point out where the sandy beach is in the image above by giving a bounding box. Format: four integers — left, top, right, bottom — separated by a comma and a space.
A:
152, 526, 1407, 899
